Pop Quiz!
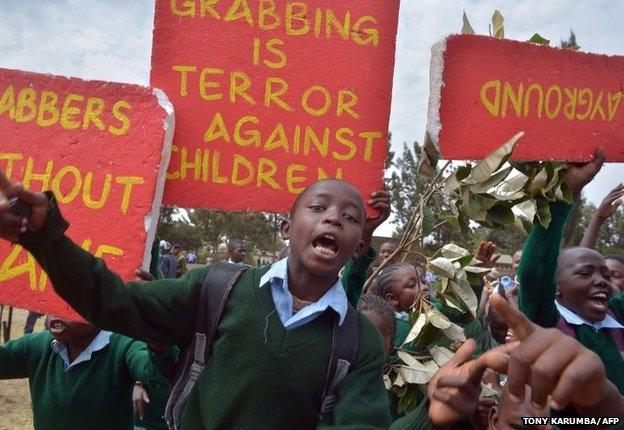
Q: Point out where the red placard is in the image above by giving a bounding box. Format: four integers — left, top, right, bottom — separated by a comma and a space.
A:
151, 0, 399, 212
0, 68, 174, 319
427, 34, 624, 161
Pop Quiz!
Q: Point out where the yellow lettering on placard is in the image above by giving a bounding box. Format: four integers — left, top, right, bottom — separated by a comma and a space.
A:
258, 0, 279, 30
200, 68, 225, 101
116, 176, 144, 214
108, 100, 131, 136
37, 91, 60, 127
0, 153, 23, 180
480, 80, 500, 117
285, 2, 309, 36
286, 164, 307, 193
172, 65, 197, 97
264, 77, 292, 111
224, 0, 254, 27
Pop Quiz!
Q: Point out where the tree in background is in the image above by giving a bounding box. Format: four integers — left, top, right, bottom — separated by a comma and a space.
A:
157, 208, 283, 263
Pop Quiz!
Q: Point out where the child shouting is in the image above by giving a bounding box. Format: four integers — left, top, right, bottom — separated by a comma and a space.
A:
517, 149, 624, 393
0, 176, 426, 429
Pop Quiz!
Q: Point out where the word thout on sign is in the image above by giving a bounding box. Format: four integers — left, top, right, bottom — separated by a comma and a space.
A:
151, 0, 399, 212
0, 67, 174, 319
427, 34, 624, 161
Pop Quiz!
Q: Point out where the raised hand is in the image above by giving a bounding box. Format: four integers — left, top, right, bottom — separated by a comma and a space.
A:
565, 147, 606, 200
595, 183, 624, 220
364, 190, 391, 235
0, 170, 49, 241
474, 241, 500, 268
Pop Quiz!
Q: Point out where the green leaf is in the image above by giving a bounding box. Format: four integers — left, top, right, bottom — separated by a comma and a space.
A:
491, 10, 505, 38
528, 33, 550, 45
536, 198, 552, 228
383, 374, 392, 390
440, 243, 471, 259
456, 165, 472, 181
427, 308, 452, 329
397, 386, 416, 414
428, 257, 456, 278
449, 277, 478, 317
461, 10, 475, 35
471, 166, 512, 194
397, 350, 419, 367
455, 254, 478, 268
465, 132, 524, 184
499, 169, 529, 194
418, 131, 440, 177
429, 345, 454, 366
403, 312, 427, 345
442, 321, 467, 342
485, 204, 515, 226
514, 199, 537, 222
527, 167, 548, 196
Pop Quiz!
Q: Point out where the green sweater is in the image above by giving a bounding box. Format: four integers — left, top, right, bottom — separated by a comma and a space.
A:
20, 197, 434, 429
518, 202, 624, 393
342, 247, 377, 306
0, 331, 173, 430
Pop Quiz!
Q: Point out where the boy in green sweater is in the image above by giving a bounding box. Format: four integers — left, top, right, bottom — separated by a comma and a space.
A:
0, 316, 174, 430
517, 149, 624, 394
0, 177, 430, 429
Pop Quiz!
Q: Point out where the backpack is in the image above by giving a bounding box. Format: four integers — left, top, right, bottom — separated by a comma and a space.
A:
164, 262, 359, 430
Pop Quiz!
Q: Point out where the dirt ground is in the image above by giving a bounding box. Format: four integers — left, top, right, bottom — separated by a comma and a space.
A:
0, 307, 44, 430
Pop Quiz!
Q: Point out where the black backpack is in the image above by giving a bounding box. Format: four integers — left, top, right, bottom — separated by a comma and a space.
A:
164, 262, 359, 430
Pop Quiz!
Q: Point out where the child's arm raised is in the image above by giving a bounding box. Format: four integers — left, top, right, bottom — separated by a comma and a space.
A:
518, 149, 605, 327
342, 190, 390, 306
0, 170, 204, 346
580, 183, 624, 249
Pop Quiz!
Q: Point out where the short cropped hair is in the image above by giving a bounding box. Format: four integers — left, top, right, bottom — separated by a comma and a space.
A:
605, 254, 624, 265
357, 294, 397, 341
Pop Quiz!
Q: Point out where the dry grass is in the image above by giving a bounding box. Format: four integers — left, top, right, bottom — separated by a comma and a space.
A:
0, 307, 45, 430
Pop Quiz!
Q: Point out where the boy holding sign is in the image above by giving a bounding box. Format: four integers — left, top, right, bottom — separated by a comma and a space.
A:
0, 174, 429, 429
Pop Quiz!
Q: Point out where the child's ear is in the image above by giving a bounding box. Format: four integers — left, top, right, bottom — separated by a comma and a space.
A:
352, 239, 365, 260
280, 218, 291, 240
385, 293, 398, 308
487, 404, 499, 429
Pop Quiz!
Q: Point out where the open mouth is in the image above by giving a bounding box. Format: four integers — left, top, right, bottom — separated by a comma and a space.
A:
588, 291, 610, 311
48, 319, 67, 333
312, 233, 339, 257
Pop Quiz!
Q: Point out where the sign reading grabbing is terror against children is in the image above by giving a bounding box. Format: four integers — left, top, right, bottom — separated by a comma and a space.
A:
427, 34, 624, 162
0, 68, 174, 319
151, 0, 400, 212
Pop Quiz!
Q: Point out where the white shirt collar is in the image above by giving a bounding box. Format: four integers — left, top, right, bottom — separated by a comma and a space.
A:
51, 330, 112, 372
260, 257, 348, 329
555, 300, 624, 332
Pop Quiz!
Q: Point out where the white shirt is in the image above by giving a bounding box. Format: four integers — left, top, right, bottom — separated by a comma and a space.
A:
259, 258, 348, 330
555, 300, 624, 333
51, 330, 112, 372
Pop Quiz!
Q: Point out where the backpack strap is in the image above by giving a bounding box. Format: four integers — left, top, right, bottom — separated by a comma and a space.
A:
165, 263, 247, 430
318, 305, 359, 420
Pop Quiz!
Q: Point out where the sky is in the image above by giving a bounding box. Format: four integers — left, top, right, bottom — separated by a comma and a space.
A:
0, 1, 622, 235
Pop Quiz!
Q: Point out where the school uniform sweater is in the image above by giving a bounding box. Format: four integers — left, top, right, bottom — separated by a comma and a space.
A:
0, 331, 173, 430
19, 194, 433, 429
518, 201, 624, 393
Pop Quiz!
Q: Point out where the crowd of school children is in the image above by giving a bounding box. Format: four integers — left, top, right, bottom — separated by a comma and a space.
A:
1, 149, 624, 430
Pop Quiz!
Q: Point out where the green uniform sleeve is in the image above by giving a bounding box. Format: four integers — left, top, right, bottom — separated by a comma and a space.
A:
518, 202, 573, 328
19, 193, 207, 346
609, 292, 624, 322
389, 397, 435, 430
342, 247, 377, 307
124, 340, 177, 386
317, 316, 392, 429
0, 335, 30, 379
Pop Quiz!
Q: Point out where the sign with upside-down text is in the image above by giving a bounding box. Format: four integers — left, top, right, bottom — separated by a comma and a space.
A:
427, 34, 624, 161
0, 68, 174, 319
151, 0, 400, 212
